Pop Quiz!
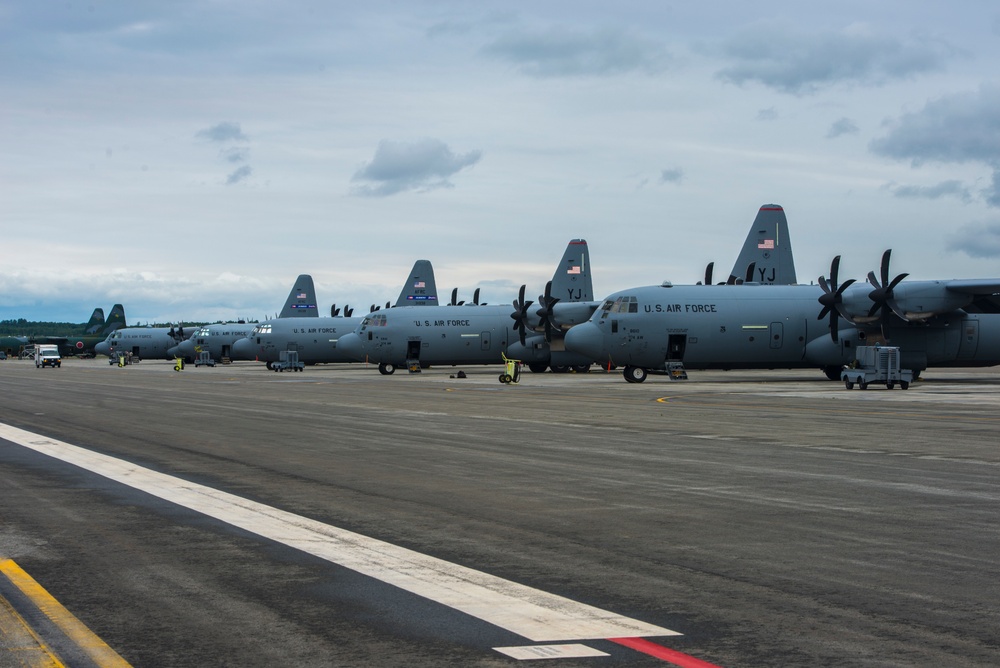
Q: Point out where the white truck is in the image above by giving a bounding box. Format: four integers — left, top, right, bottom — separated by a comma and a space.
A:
841, 345, 912, 390
35, 344, 62, 368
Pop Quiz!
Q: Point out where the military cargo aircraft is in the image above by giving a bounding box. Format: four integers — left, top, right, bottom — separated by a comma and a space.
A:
167, 274, 320, 363
230, 260, 439, 368
564, 248, 1000, 382
336, 240, 599, 374
95, 322, 194, 361
1, 335, 29, 357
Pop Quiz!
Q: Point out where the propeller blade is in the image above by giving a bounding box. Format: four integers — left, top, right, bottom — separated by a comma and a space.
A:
744, 262, 756, 284
817, 255, 857, 342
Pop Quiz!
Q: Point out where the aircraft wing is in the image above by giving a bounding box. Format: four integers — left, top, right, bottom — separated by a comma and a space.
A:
944, 279, 1000, 296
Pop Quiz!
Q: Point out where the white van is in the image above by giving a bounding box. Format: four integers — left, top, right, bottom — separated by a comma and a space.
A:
35, 344, 62, 368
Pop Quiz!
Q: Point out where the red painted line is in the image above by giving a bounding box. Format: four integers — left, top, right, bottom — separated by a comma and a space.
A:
609, 637, 723, 667
759, 206, 783, 211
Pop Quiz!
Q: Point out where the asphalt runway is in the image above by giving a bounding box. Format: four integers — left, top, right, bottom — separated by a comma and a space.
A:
1, 358, 999, 667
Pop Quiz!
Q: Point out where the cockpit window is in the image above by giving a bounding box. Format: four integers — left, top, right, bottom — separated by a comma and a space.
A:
360, 314, 387, 331
605, 296, 638, 313
252, 324, 272, 335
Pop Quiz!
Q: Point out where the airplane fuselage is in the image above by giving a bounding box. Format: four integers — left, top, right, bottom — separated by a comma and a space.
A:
171, 323, 256, 362
231, 317, 364, 364
337, 305, 595, 371
564, 284, 1000, 379
95, 327, 182, 360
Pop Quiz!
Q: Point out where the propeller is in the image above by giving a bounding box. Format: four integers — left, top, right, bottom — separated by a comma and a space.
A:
344, 305, 354, 317
509, 284, 534, 346
744, 262, 756, 284
817, 255, 856, 342
866, 249, 909, 338
450, 288, 464, 306
331, 304, 340, 317
472, 287, 481, 305
699, 262, 714, 286
535, 280, 561, 341
370, 304, 380, 312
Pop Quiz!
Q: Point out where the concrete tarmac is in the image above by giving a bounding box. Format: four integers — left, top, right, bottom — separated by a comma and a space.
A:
1, 357, 999, 666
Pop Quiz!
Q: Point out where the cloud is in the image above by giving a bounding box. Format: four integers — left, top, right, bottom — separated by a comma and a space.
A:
659, 168, 684, 184
715, 24, 953, 94
947, 220, 1000, 258
886, 180, 972, 203
350, 139, 482, 197
870, 84, 1000, 205
222, 147, 249, 163
481, 26, 670, 77
196, 121, 249, 143
827, 117, 859, 139
869, 84, 1000, 165
226, 165, 252, 185
756, 107, 778, 121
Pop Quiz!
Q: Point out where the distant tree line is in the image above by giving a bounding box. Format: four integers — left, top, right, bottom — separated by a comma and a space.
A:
0, 319, 89, 337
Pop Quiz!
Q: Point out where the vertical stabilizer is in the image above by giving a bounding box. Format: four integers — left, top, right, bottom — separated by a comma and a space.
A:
394, 260, 439, 306
279, 275, 319, 318
549, 239, 593, 302
84, 308, 105, 334
728, 204, 797, 285
102, 304, 127, 335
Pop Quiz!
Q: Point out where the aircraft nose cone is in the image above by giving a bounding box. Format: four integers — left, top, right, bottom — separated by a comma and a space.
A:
563, 322, 605, 360
230, 337, 255, 361
95, 342, 110, 357
336, 332, 365, 362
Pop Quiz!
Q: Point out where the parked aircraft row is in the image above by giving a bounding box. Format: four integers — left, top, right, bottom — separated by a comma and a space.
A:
76, 203, 1000, 383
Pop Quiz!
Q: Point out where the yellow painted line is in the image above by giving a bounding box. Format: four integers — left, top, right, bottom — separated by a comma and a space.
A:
0, 559, 131, 668
0, 583, 63, 668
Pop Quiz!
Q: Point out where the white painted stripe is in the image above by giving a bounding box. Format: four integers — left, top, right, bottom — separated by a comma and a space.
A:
494, 644, 610, 660
0, 423, 679, 643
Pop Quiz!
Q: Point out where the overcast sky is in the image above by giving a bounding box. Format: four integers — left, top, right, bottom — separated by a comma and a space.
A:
3, 1, 1000, 324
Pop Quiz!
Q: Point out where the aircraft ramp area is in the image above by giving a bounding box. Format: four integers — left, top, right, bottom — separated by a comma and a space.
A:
1, 360, 999, 666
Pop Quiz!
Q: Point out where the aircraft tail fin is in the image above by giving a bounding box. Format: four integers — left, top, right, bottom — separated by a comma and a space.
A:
102, 304, 126, 335
394, 260, 439, 306
279, 275, 319, 318
84, 308, 105, 335
728, 204, 797, 285
549, 239, 593, 302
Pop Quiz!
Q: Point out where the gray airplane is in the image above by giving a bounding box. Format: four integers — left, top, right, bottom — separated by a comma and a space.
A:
168, 274, 320, 363
337, 240, 599, 374
95, 322, 193, 361
564, 249, 1000, 382
230, 260, 439, 368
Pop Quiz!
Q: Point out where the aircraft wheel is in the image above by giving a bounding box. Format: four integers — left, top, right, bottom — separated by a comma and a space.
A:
550, 365, 569, 373
900, 381, 909, 390
378, 363, 396, 375
528, 363, 548, 373
823, 366, 843, 381
623, 366, 647, 383
571, 364, 591, 373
